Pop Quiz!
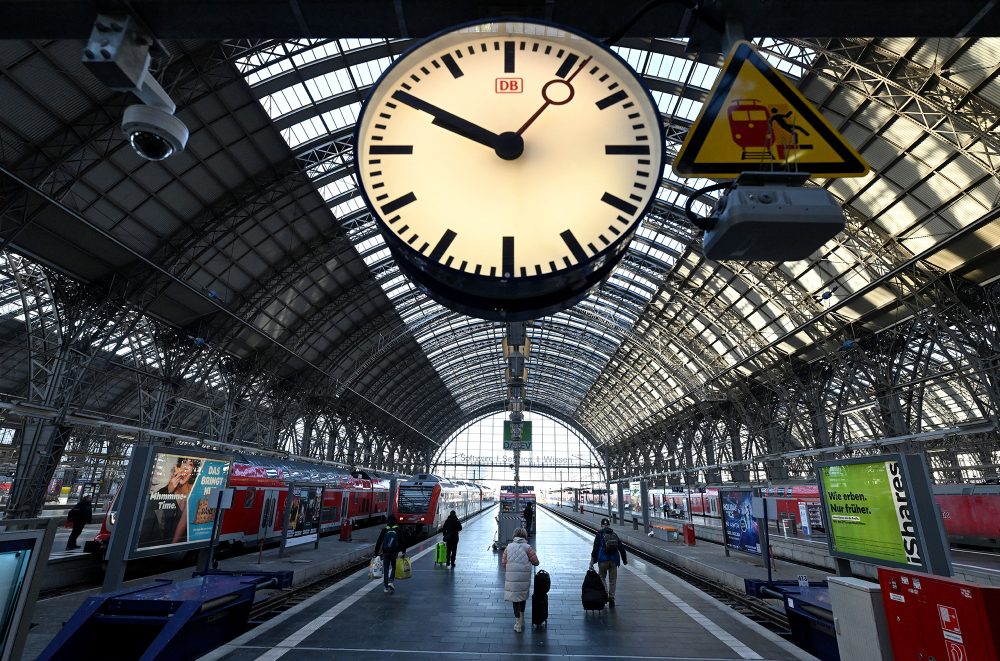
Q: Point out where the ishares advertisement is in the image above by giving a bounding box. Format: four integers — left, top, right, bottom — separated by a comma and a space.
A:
721, 489, 760, 555
819, 458, 922, 567
136, 452, 230, 552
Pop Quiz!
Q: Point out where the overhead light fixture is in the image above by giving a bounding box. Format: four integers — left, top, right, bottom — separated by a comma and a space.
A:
82, 13, 188, 161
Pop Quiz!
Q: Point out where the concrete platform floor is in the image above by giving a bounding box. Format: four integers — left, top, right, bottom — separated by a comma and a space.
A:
203, 505, 815, 660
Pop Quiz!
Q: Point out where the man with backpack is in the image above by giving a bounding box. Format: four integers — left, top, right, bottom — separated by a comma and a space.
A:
374, 515, 407, 593
590, 517, 627, 608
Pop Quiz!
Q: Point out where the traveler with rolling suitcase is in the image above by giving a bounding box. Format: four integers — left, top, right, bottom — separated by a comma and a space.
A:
590, 517, 628, 608
531, 569, 550, 628
501, 527, 539, 632
440, 510, 463, 567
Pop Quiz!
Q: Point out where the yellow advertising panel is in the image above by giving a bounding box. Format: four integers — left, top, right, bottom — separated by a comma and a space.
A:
673, 42, 869, 178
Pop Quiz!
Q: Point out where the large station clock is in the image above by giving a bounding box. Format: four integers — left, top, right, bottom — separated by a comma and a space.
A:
355, 20, 665, 320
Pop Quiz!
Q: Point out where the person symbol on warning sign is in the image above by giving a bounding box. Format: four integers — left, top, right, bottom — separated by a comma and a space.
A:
769, 108, 810, 141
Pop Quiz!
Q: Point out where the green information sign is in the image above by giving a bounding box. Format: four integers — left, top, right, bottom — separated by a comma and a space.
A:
502, 421, 532, 451
816, 453, 952, 575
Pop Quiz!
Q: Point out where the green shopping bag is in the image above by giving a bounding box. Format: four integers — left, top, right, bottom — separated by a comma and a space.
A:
395, 555, 412, 580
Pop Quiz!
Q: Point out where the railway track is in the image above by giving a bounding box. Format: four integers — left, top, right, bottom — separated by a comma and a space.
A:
550, 507, 793, 639
247, 557, 371, 624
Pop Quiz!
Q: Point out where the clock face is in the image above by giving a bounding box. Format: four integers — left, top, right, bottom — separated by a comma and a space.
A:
355, 21, 664, 320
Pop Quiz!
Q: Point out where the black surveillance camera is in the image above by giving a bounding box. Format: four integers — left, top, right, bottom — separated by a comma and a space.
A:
122, 104, 189, 161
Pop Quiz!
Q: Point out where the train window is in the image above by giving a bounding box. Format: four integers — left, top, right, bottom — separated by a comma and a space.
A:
398, 486, 433, 513
244, 488, 256, 508
730, 109, 768, 122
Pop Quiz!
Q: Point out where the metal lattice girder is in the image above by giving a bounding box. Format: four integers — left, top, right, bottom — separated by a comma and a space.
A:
4, 1, 1000, 39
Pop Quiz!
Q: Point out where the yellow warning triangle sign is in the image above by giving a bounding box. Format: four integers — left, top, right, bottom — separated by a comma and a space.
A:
673, 41, 869, 178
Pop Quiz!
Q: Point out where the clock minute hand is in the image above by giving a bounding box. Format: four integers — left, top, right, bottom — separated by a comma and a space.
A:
391, 90, 523, 160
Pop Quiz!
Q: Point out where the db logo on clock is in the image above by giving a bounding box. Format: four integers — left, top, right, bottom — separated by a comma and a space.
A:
495, 77, 523, 93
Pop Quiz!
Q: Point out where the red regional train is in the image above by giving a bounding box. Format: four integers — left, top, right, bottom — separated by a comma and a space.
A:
592, 482, 1000, 550
395, 474, 493, 534
91, 453, 397, 553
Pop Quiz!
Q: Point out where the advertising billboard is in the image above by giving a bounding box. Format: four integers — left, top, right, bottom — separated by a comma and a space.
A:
817, 454, 952, 575
134, 449, 231, 556
283, 485, 323, 548
721, 489, 760, 555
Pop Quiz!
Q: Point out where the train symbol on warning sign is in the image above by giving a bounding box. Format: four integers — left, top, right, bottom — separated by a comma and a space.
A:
727, 99, 814, 161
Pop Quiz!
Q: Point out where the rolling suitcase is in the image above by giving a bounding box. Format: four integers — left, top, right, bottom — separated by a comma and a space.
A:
532, 569, 550, 627
581, 568, 608, 611
434, 541, 448, 565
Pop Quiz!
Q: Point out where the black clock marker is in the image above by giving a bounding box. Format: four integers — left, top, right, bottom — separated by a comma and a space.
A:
560, 229, 588, 263
555, 53, 579, 78
504, 41, 516, 72
605, 145, 650, 155
442, 53, 464, 78
369, 145, 414, 155
596, 89, 628, 109
429, 229, 457, 262
502, 236, 515, 276
602, 192, 638, 215
381, 192, 417, 215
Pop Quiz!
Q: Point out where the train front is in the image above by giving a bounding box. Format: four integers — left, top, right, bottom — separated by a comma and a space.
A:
395, 476, 439, 534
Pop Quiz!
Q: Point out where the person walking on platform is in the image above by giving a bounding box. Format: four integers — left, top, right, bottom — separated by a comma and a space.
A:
590, 517, 627, 608
502, 527, 539, 633
66, 495, 93, 550
522, 503, 533, 535
440, 510, 462, 568
374, 514, 406, 593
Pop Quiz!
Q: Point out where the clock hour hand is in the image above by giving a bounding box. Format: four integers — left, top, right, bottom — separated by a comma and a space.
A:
391, 90, 523, 160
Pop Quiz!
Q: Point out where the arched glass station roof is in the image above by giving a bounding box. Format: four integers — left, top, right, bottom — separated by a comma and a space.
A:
0, 5, 998, 502
229, 33, 1000, 447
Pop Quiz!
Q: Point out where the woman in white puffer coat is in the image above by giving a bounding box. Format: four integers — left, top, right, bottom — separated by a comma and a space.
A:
501, 527, 539, 632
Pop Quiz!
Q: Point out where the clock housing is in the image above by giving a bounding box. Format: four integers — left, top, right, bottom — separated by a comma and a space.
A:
355, 20, 665, 320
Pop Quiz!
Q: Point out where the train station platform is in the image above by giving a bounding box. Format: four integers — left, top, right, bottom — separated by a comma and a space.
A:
25, 521, 384, 659
576, 505, 1000, 587
554, 506, 832, 595
202, 505, 814, 660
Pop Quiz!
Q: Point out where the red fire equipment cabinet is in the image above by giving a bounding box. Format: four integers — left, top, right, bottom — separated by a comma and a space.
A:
683, 523, 696, 545
878, 567, 1000, 661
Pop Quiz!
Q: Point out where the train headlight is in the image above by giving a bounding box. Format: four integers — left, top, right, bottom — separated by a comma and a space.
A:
108, 511, 117, 527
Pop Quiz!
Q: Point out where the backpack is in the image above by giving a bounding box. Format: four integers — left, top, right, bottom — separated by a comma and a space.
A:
601, 529, 620, 555
383, 526, 399, 553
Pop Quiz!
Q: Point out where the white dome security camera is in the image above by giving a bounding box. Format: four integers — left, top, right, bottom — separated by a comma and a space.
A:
122, 104, 189, 161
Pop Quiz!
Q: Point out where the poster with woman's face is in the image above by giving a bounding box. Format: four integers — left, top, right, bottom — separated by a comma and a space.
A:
137, 452, 229, 551
287, 487, 321, 538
